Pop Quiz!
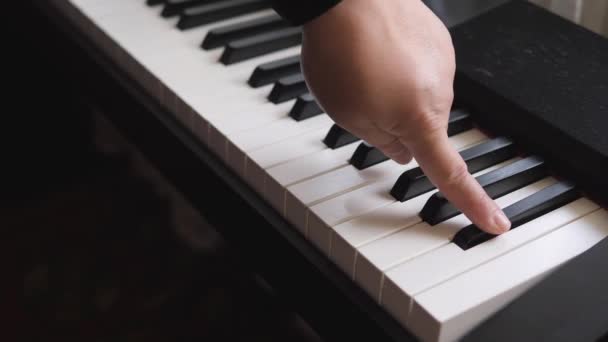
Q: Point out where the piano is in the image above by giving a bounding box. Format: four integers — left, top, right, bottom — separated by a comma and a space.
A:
28, 0, 608, 341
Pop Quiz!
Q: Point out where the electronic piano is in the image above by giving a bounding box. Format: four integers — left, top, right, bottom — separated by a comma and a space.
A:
31, 0, 608, 341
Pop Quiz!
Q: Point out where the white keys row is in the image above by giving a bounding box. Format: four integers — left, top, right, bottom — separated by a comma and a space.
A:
381, 197, 599, 336
409, 208, 608, 342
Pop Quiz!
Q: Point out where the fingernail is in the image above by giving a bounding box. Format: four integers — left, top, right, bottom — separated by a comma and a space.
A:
491, 210, 511, 234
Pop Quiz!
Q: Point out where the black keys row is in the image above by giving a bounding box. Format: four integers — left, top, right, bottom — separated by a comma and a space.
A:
178, 0, 270, 30
350, 109, 475, 170
221, 27, 302, 64
420, 156, 548, 225
453, 181, 579, 250
202, 14, 288, 49
390, 137, 517, 202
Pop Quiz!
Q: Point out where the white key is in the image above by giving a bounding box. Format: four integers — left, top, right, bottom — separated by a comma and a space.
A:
284, 129, 487, 234
354, 178, 555, 301
206, 100, 295, 158
408, 209, 608, 342
226, 114, 334, 177
265, 142, 359, 213
245, 127, 331, 193
331, 191, 438, 279
381, 197, 599, 329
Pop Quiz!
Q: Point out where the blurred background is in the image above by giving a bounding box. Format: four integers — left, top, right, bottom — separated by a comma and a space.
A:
532, 0, 608, 36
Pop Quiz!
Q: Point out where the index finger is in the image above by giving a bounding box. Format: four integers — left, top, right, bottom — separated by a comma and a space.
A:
408, 131, 511, 234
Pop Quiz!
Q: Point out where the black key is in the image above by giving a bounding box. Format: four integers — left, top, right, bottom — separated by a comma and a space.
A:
350, 143, 388, 170
421, 156, 547, 225
147, 0, 165, 6
289, 93, 323, 121
324, 124, 360, 149
447, 109, 474, 136
221, 27, 302, 65
162, 0, 210, 18
202, 14, 287, 49
349, 109, 476, 170
247, 56, 302, 88
268, 73, 307, 103
177, 0, 270, 30
453, 181, 579, 250
249, 55, 300, 87
390, 137, 517, 202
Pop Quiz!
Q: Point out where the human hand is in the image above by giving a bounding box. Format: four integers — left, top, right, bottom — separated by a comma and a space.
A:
300, 0, 510, 234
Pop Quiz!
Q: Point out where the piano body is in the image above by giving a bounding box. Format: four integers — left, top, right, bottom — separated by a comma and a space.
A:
25, 0, 608, 341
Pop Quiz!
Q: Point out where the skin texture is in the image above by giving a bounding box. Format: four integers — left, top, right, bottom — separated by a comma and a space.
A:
301, 0, 511, 234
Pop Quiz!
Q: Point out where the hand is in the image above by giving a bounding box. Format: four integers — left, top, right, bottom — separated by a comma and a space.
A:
300, 0, 510, 234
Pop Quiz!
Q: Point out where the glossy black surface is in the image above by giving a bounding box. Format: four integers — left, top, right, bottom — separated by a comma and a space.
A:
391, 137, 517, 202
289, 94, 323, 121
249, 55, 301, 88
421, 156, 547, 225
453, 181, 580, 250
220, 27, 302, 65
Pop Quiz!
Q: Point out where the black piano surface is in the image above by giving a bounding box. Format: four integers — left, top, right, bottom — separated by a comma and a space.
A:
21, 0, 608, 341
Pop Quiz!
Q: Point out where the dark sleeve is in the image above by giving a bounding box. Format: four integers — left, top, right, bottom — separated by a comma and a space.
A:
271, 0, 342, 26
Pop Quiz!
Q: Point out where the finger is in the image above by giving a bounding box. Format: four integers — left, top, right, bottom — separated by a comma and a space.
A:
376, 138, 413, 165
348, 123, 413, 165
409, 131, 511, 234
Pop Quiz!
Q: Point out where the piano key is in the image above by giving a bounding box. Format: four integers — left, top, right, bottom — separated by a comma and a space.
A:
177, 0, 271, 30
323, 124, 359, 149
289, 93, 323, 121
202, 13, 287, 49
349, 109, 476, 170
453, 180, 580, 250
162, 0, 210, 18
390, 137, 517, 202
329, 159, 516, 279
284, 129, 487, 233
248, 55, 300, 88
354, 178, 554, 301
268, 73, 307, 103
446, 108, 474, 136
245, 127, 331, 193
265, 143, 359, 215
331, 191, 438, 278
420, 156, 547, 225
225, 114, 333, 174
349, 142, 387, 170
381, 197, 599, 329
408, 209, 608, 342
220, 27, 302, 65
73, 0, 149, 21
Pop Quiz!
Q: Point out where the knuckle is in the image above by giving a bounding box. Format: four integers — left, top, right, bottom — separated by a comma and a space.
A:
443, 161, 470, 188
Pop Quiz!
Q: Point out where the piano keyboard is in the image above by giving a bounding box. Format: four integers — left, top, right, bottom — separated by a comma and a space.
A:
53, 0, 608, 341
